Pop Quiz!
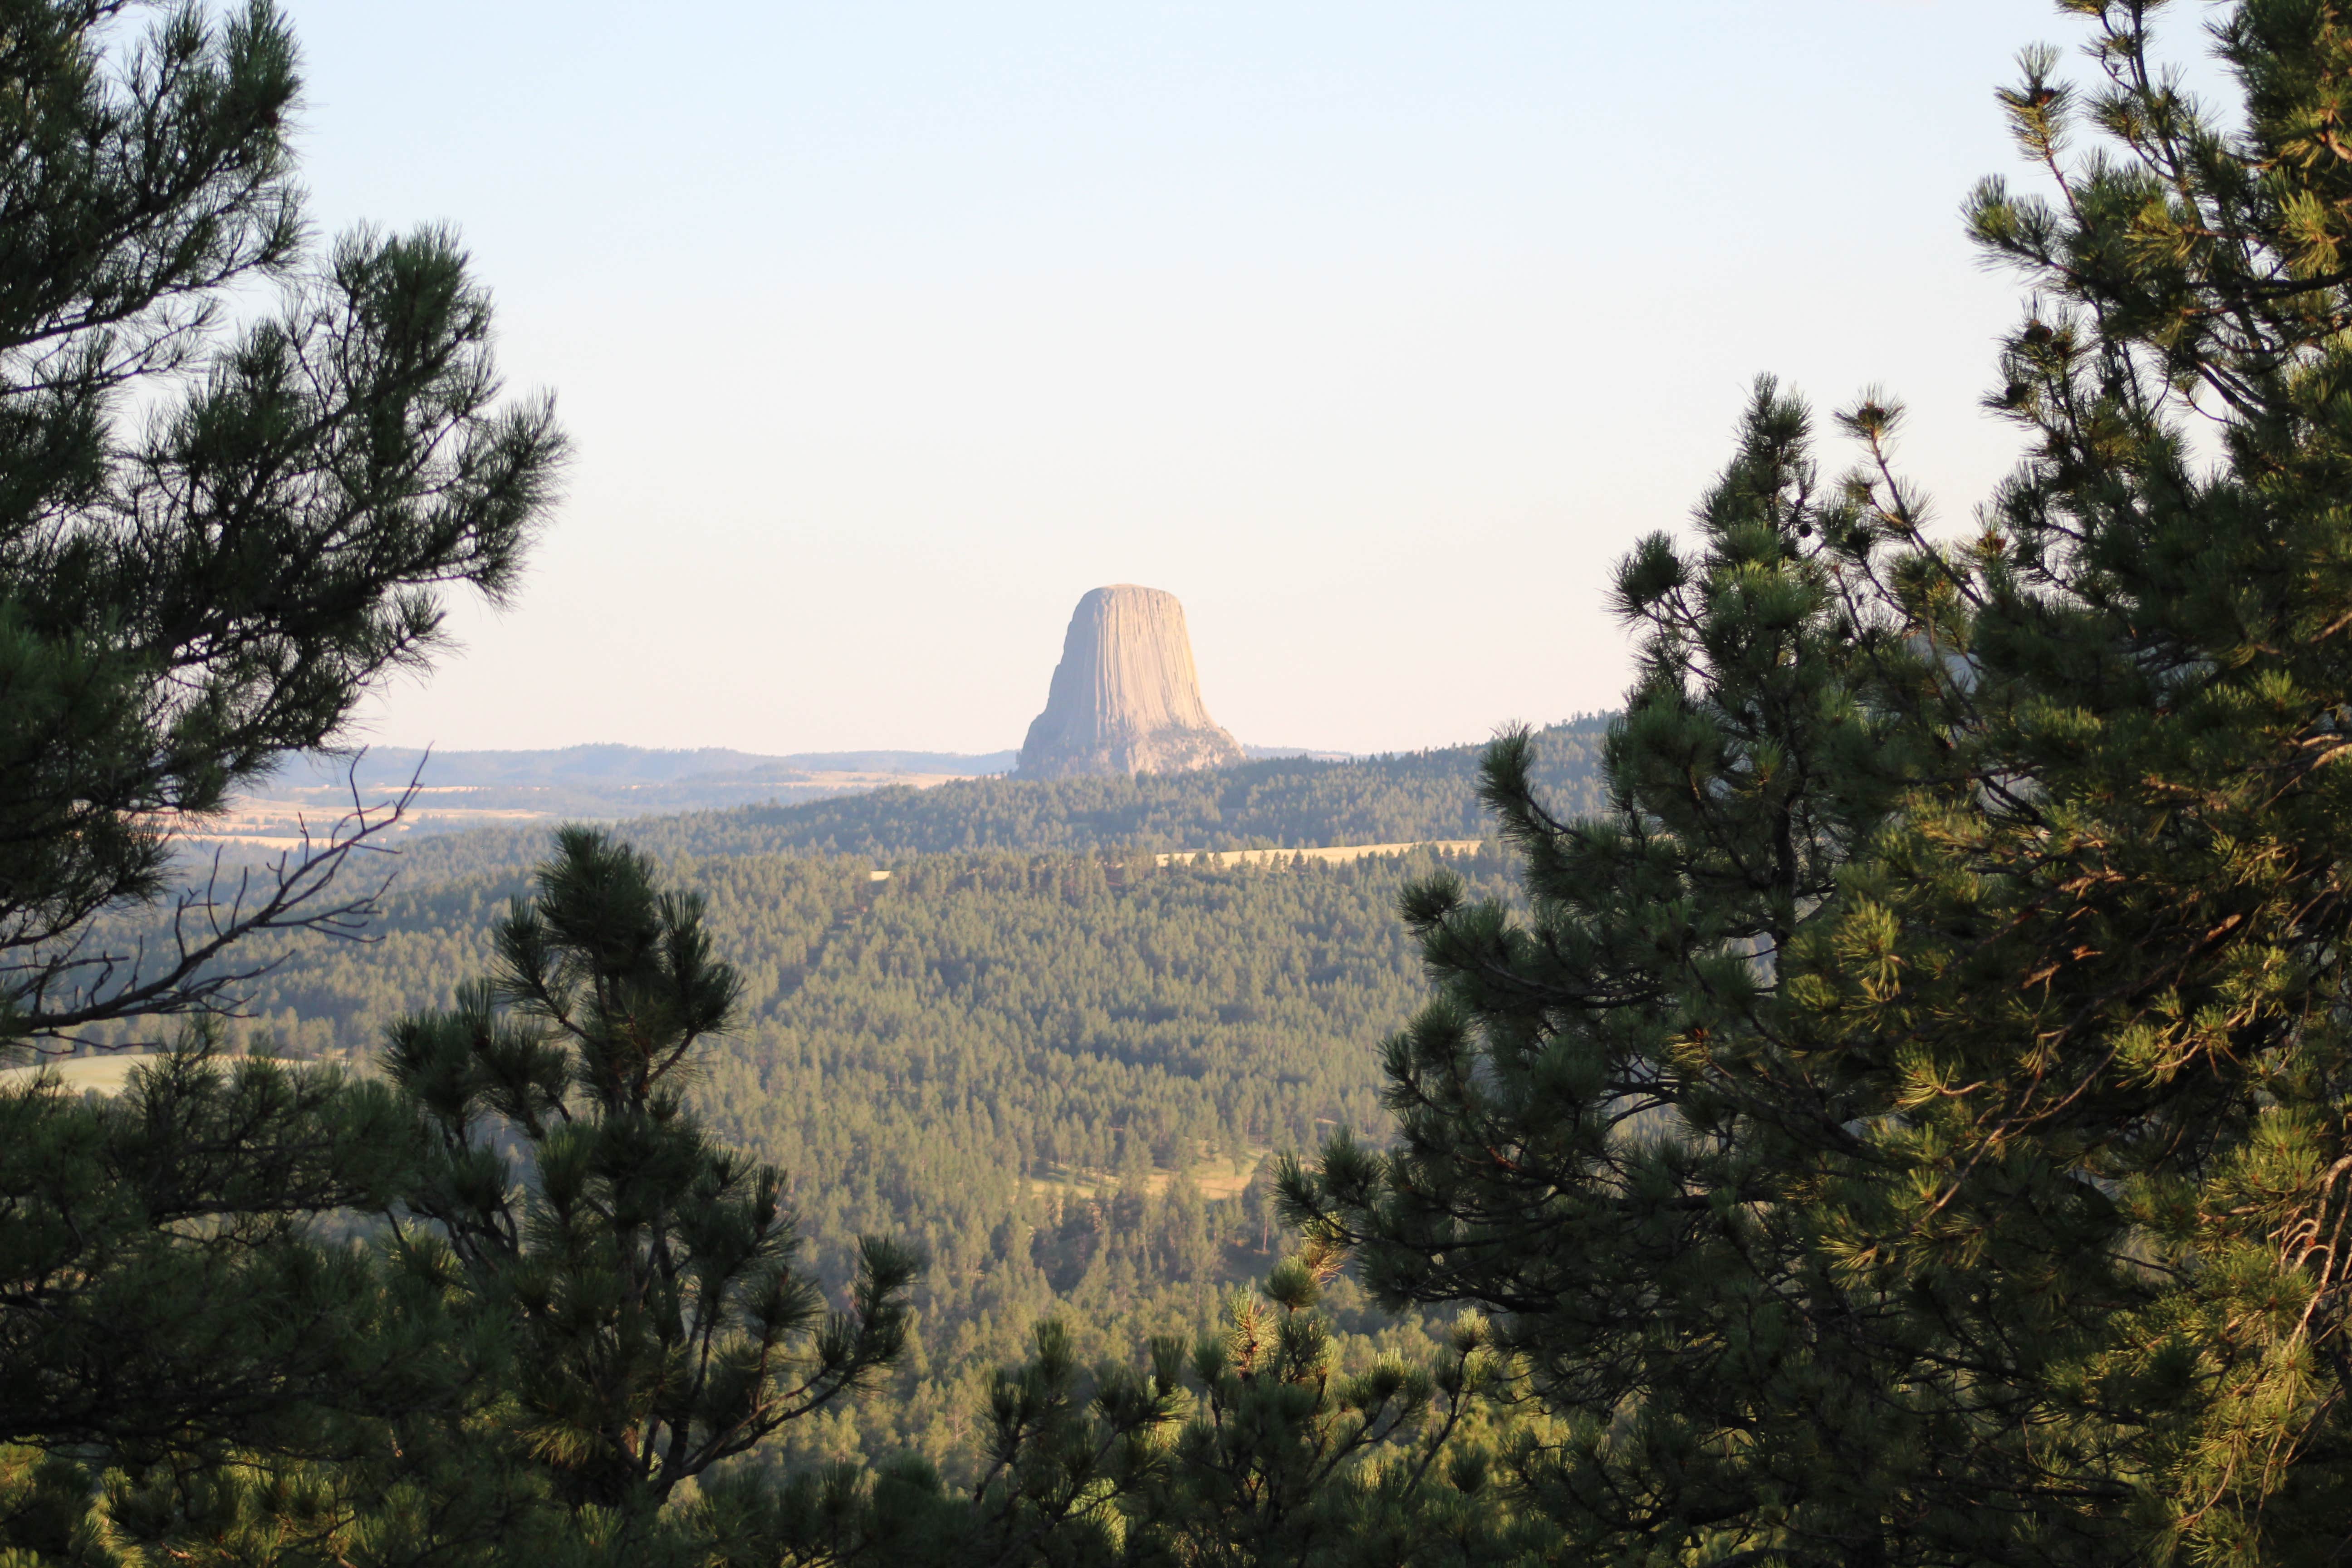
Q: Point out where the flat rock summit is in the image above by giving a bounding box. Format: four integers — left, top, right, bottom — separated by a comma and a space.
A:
1015, 585, 1246, 780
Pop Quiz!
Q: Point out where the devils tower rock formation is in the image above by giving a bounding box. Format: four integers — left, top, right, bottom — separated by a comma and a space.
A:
1014, 585, 1246, 780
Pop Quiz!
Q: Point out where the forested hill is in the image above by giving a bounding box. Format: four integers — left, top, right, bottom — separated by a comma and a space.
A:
390, 716, 1612, 884
151, 845, 1525, 1474
93, 718, 1614, 1473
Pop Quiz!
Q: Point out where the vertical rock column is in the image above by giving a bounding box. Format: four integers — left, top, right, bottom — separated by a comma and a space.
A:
1014, 585, 1246, 779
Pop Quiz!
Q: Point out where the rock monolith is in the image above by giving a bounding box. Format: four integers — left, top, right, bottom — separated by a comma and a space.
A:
1014, 585, 1246, 780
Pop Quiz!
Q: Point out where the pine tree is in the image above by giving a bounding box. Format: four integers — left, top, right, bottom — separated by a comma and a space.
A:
0, 0, 564, 1047
1286, 382, 1997, 1560
1289, 2, 2352, 1561
1118, 1240, 1508, 1568
0, 0, 564, 1551
382, 828, 918, 1532
0, 1037, 489, 1552
699, 1251, 1515, 1568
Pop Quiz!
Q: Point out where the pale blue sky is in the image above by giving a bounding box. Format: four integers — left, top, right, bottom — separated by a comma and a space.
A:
279, 1, 2221, 755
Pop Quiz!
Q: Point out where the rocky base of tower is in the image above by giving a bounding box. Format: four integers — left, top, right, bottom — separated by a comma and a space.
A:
1015, 724, 1245, 781
1012, 584, 1246, 780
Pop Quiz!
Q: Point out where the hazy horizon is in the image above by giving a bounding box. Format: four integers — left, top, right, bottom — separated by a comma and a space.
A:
282, 1, 2228, 757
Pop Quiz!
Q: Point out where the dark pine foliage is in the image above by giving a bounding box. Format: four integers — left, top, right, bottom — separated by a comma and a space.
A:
384, 828, 916, 1518
1289, 4, 2352, 1562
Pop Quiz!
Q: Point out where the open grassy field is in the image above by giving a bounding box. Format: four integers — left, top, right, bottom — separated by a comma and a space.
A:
0, 1053, 160, 1095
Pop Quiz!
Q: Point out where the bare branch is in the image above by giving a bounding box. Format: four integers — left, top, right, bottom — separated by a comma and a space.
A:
4, 752, 424, 1051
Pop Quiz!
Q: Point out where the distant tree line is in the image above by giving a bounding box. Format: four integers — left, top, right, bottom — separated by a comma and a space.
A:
377, 724, 1609, 886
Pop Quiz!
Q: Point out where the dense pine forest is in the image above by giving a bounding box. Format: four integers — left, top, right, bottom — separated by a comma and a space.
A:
125, 839, 1535, 1475
61, 713, 1606, 1480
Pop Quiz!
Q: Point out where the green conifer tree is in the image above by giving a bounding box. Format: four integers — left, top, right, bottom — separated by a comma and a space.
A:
382, 828, 918, 1535
1118, 1240, 1509, 1568
0, 0, 564, 1046
0, 0, 564, 1553
1289, 2, 2352, 1561
690, 1240, 1515, 1568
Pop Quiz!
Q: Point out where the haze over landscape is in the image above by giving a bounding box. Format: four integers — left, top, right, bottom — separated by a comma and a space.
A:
273, 0, 2135, 760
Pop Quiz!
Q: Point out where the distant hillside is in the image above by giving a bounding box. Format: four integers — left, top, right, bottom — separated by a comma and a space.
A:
271, 745, 1020, 789
190, 745, 1021, 860
383, 718, 1611, 885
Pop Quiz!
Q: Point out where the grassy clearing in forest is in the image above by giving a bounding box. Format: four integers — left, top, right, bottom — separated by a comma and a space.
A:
0, 1053, 160, 1095
1026, 1147, 1269, 1202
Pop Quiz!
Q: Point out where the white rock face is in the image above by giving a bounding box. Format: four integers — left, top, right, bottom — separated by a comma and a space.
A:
1014, 585, 1246, 780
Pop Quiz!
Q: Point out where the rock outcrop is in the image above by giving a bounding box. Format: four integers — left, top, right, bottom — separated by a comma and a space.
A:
1014, 585, 1246, 780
